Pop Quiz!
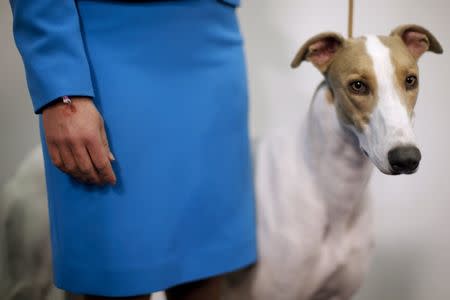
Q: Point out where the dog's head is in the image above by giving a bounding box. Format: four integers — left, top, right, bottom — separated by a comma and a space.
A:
292, 25, 443, 175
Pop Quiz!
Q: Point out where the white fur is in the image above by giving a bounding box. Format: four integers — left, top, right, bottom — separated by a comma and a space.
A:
0, 147, 64, 300
354, 35, 417, 174
223, 85, 374, 300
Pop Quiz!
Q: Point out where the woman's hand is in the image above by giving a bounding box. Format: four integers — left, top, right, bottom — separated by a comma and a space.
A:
42, 97, 117, 186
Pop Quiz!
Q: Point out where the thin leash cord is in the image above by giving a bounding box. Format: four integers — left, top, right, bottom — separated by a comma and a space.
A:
348, 0, 354, 38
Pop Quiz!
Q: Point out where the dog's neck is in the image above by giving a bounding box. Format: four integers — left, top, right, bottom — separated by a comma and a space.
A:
303, 82, 374, 229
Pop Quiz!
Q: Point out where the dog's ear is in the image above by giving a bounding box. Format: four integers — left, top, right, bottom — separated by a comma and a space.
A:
291, 32, 345, 73
390, 24, 443, 59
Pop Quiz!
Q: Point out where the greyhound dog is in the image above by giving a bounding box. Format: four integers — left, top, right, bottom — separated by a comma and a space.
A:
222, 24, 442, 300
0, 24, 442, 300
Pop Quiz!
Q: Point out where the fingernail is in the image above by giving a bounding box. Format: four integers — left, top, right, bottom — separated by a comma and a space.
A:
109, 152, 115, 161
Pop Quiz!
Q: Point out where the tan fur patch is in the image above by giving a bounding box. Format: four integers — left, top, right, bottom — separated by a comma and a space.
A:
326, 37, 378, 132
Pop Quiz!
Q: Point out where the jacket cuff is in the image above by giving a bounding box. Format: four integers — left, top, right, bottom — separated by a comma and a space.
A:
34, 92, 95, 114
29, 71, 95, 114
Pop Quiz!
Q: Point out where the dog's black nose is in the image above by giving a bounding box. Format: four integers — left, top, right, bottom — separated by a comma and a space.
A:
388, 146, 421, 174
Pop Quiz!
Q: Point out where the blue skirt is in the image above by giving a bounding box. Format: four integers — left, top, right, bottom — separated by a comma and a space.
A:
38, 0, 256, 296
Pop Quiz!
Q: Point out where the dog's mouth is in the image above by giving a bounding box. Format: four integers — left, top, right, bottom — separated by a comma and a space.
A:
361, 148, 369, 158
391, 166, 419, 175
374, 163, 419, 176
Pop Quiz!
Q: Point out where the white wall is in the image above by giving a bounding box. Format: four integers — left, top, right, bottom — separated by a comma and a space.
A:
0, 2, 40, 187
1, 0, 449, 299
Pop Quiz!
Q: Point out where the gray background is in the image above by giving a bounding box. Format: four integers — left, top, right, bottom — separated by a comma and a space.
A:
1, 0, 449, 299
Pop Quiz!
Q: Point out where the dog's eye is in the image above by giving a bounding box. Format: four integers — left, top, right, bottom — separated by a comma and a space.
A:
405, 75, 418, 90
349, 81, 369, 95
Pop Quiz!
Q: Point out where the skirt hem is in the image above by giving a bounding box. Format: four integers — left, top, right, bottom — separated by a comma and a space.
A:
54, 239, 257, 297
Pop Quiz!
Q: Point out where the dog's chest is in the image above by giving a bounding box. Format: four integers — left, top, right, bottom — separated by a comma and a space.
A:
243, 116, 370, 300
247, 193, 373, 300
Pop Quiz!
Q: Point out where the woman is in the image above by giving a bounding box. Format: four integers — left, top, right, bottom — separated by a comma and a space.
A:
9, 0, 256, 299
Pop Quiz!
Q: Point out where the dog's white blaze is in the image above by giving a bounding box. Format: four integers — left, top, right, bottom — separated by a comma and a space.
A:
360, 35, 416, 173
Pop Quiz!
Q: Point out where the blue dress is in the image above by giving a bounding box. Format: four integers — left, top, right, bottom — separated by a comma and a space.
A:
9, 0, 256, 296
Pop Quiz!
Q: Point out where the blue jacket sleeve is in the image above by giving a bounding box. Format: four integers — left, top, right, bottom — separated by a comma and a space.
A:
9, 0, 95, 114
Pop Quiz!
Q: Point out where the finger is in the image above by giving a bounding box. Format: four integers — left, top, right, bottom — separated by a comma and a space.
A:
100, 122, 115, 161
47, 142, 66, 172
70, 143, 102, 185
86, 138, 117, 185
58, 144, 82, 179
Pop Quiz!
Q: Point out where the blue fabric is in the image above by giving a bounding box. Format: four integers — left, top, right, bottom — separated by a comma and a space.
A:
11, 0, 256, 296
